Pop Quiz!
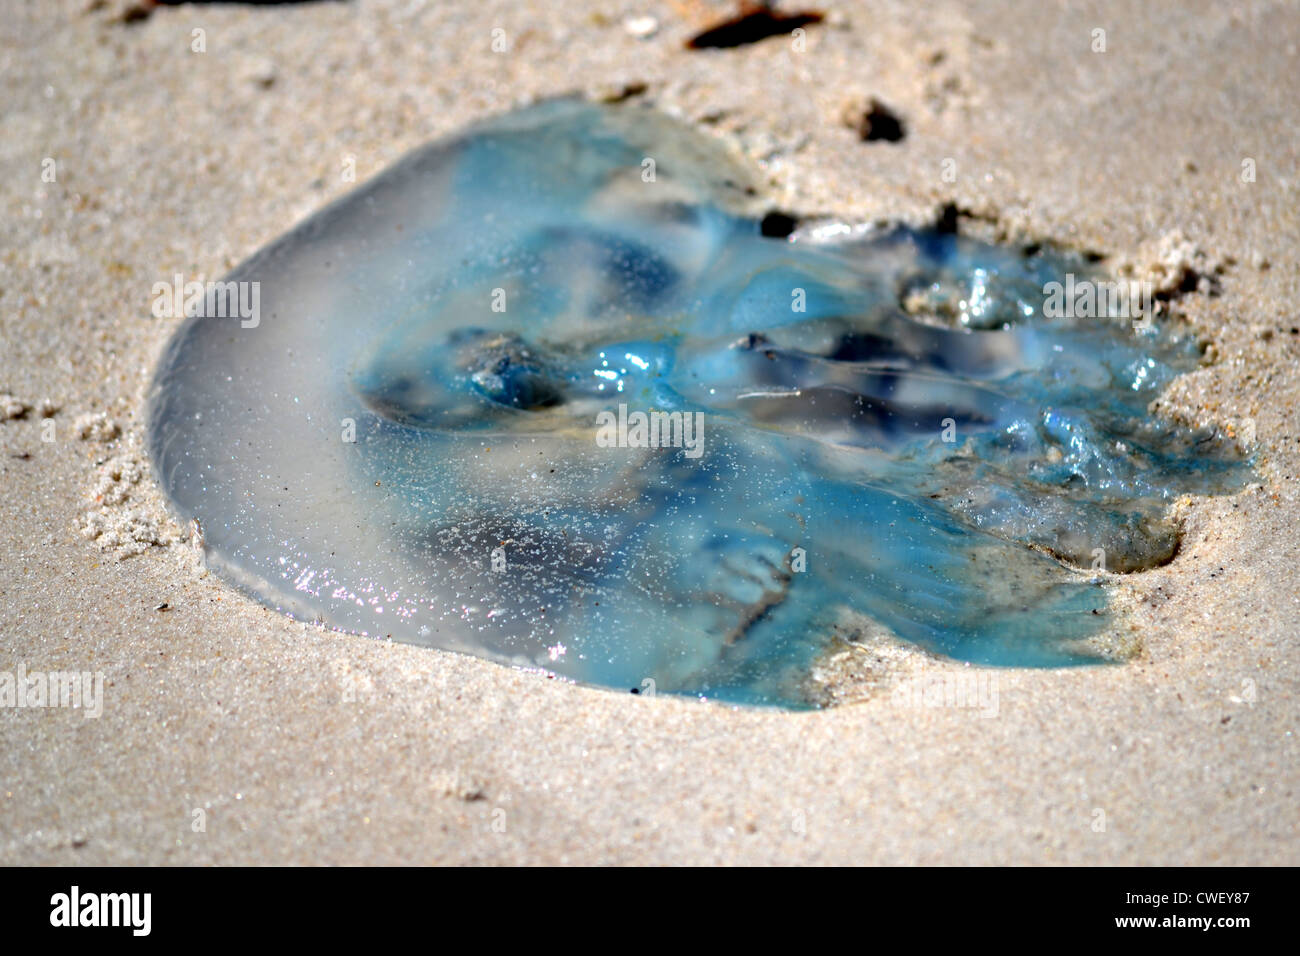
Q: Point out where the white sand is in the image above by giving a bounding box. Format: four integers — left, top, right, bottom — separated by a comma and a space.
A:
0, 0, 1296, 864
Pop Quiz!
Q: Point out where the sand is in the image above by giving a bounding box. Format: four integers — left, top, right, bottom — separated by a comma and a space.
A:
0, 0, 1296, 864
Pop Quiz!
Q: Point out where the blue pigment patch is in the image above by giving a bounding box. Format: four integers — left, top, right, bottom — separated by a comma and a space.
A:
147, 99, 1251, 707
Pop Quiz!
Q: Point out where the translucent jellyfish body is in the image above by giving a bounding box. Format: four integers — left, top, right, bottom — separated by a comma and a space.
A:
148, 99, 1248, 706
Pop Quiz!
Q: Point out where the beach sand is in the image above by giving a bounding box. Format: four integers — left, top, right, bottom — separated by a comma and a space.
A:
1, 0, 1296, 864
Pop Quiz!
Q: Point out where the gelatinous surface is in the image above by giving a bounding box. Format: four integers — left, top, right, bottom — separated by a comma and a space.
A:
148, 99, 1249, 707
